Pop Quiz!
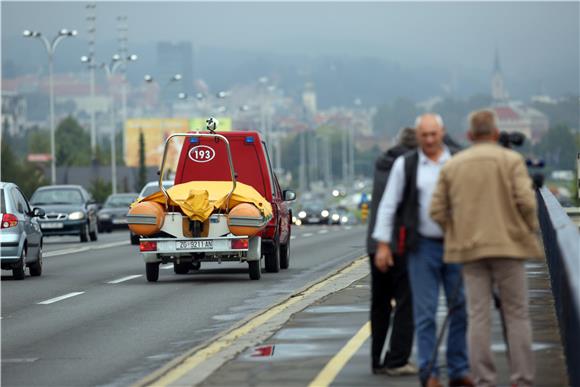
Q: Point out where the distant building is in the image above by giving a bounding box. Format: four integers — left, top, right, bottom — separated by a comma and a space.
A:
1, 92, 27, 136
302, 83, 317, 116
491, 48, 509, 103
487, 50, 549, 143
156, 41, 194, 102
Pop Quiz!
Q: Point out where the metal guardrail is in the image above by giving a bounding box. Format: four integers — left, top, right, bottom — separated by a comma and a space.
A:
564, 207, 580, 228
537, 188, 580, 387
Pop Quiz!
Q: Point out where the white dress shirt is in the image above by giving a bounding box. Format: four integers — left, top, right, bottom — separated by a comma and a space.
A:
372, 147, 451, 243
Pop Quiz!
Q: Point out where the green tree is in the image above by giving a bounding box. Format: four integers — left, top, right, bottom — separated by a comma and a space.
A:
1, 139, 48, 197
99, 130, 125, 166
532, 96, 580, 131
533, 125, 577, 171
88, 177, 112, 204
136, 130, 147, 191
55, 116, 91, 167
27, 128, 50, 154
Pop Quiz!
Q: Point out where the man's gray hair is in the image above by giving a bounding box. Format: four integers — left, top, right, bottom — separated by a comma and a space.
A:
468, 109, 498, 138
415, 113, 444, 129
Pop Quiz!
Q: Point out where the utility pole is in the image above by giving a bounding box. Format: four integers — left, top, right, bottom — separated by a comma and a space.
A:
86, 3, 97, 164
308, 130, 318, 186
342, 126, 348, 186
22, 29, 77, 185
323, 134, 332, 188
117, 15, 129, 166
349, 125, 355, 188
299, 129, 307, 194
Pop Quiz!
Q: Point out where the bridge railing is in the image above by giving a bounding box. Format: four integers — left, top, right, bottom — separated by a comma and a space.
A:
537, 188, 580, 387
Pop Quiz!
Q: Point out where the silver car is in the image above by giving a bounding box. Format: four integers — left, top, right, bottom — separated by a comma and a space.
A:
0, 182, 45, 279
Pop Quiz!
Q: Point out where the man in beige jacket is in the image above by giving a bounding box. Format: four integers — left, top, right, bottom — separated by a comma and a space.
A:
430, 110, 543, 387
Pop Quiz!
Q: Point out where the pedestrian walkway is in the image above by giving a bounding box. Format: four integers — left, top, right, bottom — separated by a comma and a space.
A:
201, 259, 568, 386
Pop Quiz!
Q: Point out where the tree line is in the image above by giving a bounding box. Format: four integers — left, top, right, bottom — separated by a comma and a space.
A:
1, 116, 148, 201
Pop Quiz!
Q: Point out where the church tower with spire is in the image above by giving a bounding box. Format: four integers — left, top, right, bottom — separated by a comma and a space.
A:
492, 48, 509, 103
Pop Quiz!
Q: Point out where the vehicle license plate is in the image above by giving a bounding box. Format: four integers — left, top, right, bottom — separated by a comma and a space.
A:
308, 217, 320, 223
41, 222, 63, 229
112, 218, 126, 224
176, 240, 213, 250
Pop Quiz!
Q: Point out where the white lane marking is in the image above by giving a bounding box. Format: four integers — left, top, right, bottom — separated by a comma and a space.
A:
107, 274, 143, 284
318, 229, 329, 234
303, 233, 313, 237
2, 358, 39, 363
161, 264, 174, 270
344, 226, 352, 230
45, 240, 129, 258
290, 235, 296, 240
38, 292, 85, 305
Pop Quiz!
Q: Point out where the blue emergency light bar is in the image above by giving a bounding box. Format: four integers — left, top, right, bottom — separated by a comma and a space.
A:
189, 137, 199, 144
244, 136, 254, 144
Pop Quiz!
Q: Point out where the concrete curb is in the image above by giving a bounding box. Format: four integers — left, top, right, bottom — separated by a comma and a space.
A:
133, 255, 369, 387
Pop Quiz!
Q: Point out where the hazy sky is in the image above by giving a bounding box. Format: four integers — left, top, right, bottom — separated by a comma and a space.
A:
2, 1, 579, 96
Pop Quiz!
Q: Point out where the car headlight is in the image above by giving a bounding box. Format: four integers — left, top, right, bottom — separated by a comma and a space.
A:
332, 214, 340, 222
298, 211, 307, 219
295, 219, 302, 226
341, 216, 349, 224
98, 213, 111, 220
321, 210, 329, 218
68, 211, 86, 220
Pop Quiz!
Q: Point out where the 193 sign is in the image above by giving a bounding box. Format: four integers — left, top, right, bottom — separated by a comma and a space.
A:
188, 145, 216, 163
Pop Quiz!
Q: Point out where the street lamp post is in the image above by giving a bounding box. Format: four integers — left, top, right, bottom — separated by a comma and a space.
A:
23, 29, 77, 185
143, 74, 183, 173
80, 55, 98, 163
102, 54, 138, 194
177, 93, 212, 117
144, 73, 183, 116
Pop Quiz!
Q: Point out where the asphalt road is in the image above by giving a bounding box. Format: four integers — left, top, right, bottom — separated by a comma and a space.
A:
1, 224, 367, 387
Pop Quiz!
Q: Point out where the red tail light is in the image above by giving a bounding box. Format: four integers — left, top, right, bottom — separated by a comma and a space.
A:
231, 238, 249, 250
139, 241, 157, 252
1, 214, 18, 229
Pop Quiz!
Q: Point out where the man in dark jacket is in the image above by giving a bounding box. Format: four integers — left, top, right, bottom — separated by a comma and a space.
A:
366, 127, 417, 376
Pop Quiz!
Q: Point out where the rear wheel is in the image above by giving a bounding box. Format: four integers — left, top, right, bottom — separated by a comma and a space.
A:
191, 261, 201, 271
80, 223, 89, 243
280, 239, 290, 270
264, 238, 280, 273
29, 244, 43, 277
146, 262, 160, 282
13, 250, 26, 280
174, 262, 190, 274
248, 260, 261, 280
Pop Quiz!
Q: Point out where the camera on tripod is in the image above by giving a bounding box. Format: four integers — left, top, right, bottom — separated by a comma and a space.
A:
498, 131, 526, 149
498, 131, 544, 189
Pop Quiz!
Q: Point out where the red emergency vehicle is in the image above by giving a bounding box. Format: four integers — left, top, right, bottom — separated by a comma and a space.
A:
174, 130, 295, 272
131, 123, 295, 281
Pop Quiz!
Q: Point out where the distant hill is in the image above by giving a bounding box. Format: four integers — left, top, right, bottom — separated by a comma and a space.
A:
1, 37, 575, 107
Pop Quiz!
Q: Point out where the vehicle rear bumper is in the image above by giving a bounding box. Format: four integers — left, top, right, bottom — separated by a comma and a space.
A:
38, 220, 85, 236
1, 237, 22, 268
140, 236, 261, 263
98, 218, 128, 230
0, 233, 22, 260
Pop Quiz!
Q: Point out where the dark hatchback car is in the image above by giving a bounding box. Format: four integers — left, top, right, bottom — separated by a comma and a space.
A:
97, 193, 138, 232
30, 185, 99, 242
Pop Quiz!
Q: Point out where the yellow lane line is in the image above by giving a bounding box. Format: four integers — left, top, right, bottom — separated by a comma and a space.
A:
147, 258, 366, 386
308, 321, 371, 387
